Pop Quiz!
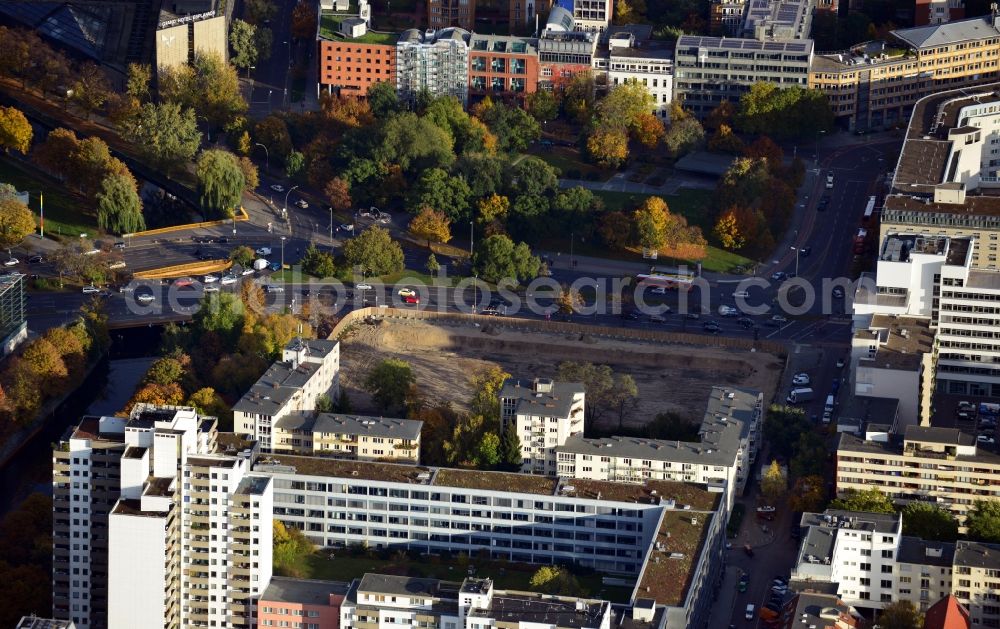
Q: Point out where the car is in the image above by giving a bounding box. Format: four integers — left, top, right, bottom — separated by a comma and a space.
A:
295, 199, 309, 209
977, 435, 996, 445
356, 283, 373, 291
649, 314, 667, 323
959, 400, 976, 411
822, 410, 833, 423
270, 184, 285, 193
620, 309, 640, 321
836, 357, 846, 368
738, 575, 749, 593
958, 410, 974, 420
217, 237, 229, 244
757, 506, 776, 514
826, 173, 834, 189
264, 284, 284, 293
198, 253, 214, 261
703, 322, 722, 334
733, 290, 750, 298
255, 247, 272, 256
173, 277, 194, 287
832, 287, 845, 298
773, 576, 788, 586
398, 288, 416, 297
136, 293, 156, 304
771, 271, 787, 282
220, 275, 238, 285
770, 314, 788, 324
269, 262, 282, 272
738, 317, 754, 329
203, 274, 219, 283
402, 295, 419, 304
718, 305, 738, 317
119, 284, 135, 293
203, 285, 220, 293
340, 224, 355, 232
818, 196, 830, 210
359, 209, 373, 218
3, 258, 18, 267
114, 241, 126, 250
377, 216, 391, 224
82, 285, 101, 294
241, 267, 255, 276
792, 374, 811, 386
980, 420, 997, 430
27, 255, 43, 263
685, 312, 701, 320
649, 286, 668, 295
800, 246, 811, 257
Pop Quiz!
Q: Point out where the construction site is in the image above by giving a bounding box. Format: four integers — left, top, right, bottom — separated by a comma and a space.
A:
338, 316, 784, 431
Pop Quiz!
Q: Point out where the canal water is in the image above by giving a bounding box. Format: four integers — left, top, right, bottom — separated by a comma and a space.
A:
0, 326, 164, 514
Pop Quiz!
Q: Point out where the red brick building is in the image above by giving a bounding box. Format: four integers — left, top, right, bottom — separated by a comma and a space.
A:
257, 577, 347, 629
318, 11, 398, 96
468, 34, 539, 100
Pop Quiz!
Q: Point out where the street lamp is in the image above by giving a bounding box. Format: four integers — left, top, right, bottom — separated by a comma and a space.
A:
329, 206, 334, 253
469, 220, 474, 261
283, 185, 300, 220
790, 246, 800, 278
255, 142, 269, 171
280, 236, 286, 271
197, 115, 211, 143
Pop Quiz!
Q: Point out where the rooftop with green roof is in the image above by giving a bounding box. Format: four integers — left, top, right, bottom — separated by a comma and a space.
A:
319, 9, 399, 44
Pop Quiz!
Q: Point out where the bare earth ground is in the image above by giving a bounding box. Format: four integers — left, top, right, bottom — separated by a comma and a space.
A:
339, 319, 783, 431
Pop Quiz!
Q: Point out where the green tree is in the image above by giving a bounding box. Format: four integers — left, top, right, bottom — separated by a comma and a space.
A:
498, 420, 523, 470
230, 245, 255, 267
562, 73, 595, 124
160, 51, 247, 130
789, 431, 828, 479
186, 387, 231, 427
610, 373, 638, 428
230, 19, 260, 70
529, 566, 582, 596
197, 149, 245, 218
246, 0, 277, 23
343, 225, 404, 276
425, 253, 440, 275
367, 81, 400, 118
788, 475, 826, 513
901, 502, 958, 542
144, 356, 186, 386
736, 82, 834, 139
365, 358, 415, 413
238, 156, 260, 191
761, 460, 786, 501
21, 338, 68, 390
0, 106, 33, 154
966, 500, 1000, 543
191, 292, 245, 348
97, 174, 145, 235
475, 101, 541, 152
476, 432, 501, 468
316, 394, 335, 413
829, 487, 895, 514
374, 113, 455, 175
647, 412, 699, 440
126, 62, 151, 102
0, 198, 36, 248
875, 600, 923, 629
121, 102, 202, 174
473, 234, 540, 283
71, 61, 111, 120
285, 150, 305, 178
763, 405, 811, 460
254, 116, 293, 160
410, 168, 471, 222
301, 244, 336, 277
664, 103, 705, 157
526, 89, 558, 122
291, 0, 317, 39
587, 127, 629, 168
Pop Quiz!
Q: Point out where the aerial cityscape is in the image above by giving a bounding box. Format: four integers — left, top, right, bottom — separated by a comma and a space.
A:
3, 0, 1000, 626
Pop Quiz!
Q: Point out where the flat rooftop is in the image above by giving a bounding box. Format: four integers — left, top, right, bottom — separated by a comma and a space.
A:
857, 315, 933, 371
500, 378, 584, 420
838, 431, 1000, 464
112, 498, 166, 517
434, 468, 558, 496
237, 475, 271, 496
261, 576, 349, 605
635, 509, 711, 607
470, 593, 609, 629
359, 573, 445, 597
563, 478, 720, 511
261, 455, 431, 483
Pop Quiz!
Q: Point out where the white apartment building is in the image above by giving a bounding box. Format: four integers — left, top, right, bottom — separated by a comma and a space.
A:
853, 231, 1000, 399
234, 338, 340, 451
499, 378, 585, 475
792, 509, 1000, 621
556, 386, 763, 512
54, 405, 273, 629
396, 28, 471, 106
341, 574, 619, 629
569, 0, 612, 32
603, 34, 673, 120
255, 455, 725, 629
271, 413, 422, 462
837, 425, 1000, 530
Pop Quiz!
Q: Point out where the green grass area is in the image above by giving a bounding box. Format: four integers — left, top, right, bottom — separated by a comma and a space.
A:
319, 13, 400, 44
529, 146, 612, 182
0, 157, 96, 241
288, 552, 634, 603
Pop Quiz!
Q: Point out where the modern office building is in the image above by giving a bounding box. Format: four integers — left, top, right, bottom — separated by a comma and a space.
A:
317, 0, 397, 97
255, 456, 725, 628
604, 33, 673, 120
0, 273, 27, 356
234, 338, 341, 451
792, 509, 1000, 622
258, 577, 348, 628
396, 28, 472, 106
53, 405, 273, 629
810, 15, 1000, 131
537, 7, 599, 89
468, 34, 539, 99
556, 386, 763, 512
835, 426, 1000, 529
499, 377, 585, 475
566, 0, 613, 32
270, 413, 422, 462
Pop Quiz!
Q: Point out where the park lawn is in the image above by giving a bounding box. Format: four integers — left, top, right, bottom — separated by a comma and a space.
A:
0, 157, 97, 241
529, 146, 614, 182
294, 553, 633, 603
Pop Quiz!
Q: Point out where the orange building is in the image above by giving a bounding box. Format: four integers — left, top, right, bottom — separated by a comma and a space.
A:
257, 577, 347, 629
318, 10, 398, 96
468, 34, 539, 99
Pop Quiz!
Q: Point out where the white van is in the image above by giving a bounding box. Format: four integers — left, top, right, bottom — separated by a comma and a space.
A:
824, 394, 835, 413
745, 604, 755, 620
